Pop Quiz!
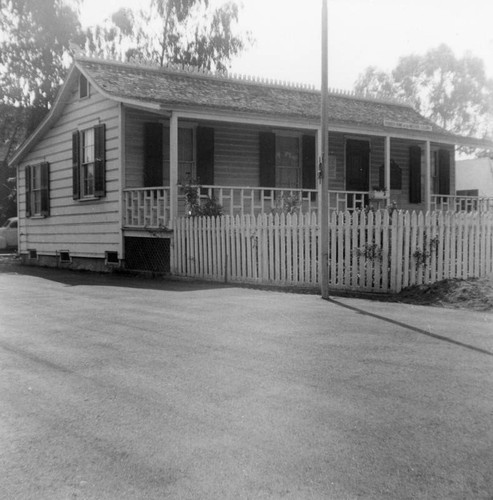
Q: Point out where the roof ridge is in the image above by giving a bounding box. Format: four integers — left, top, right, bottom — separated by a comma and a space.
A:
75, 52, 413, 108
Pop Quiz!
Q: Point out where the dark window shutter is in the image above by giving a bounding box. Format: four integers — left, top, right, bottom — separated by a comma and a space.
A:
25, 165, 32, 217
72, 131, 80, 200
94, 123, 106, 197
438, 149, 450, 195
409, 145, 421, 204
259, 131, 276, 189
302, 135, 316, 189
144, 123, 163, 187
196, 126, 214, 185
40, 161, 50, 216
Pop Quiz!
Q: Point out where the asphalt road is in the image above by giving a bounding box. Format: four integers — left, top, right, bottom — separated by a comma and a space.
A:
1, 265, 492, 499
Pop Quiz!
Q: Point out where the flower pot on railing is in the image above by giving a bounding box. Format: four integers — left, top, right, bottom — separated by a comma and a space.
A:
370, 189, 387, 200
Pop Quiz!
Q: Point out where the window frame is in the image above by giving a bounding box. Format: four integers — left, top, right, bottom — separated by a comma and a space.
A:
81, 127, 96, 198
79, 74, 89, 99
163, 124, 197, 184
25, 162, 50, 218
275, 133, 302, 189
72, 124, 106, 200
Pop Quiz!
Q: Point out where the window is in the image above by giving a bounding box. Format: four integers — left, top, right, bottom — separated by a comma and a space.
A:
82, 128, 95, 197
163, 126, 196, 183
259, 132, 315, 191
432, 149, 451, 195
25, 162, 50, 217
59, 251, 71, 263
275, 135, 300, 188
79, 74, 89, 99
72, 124, 106, 199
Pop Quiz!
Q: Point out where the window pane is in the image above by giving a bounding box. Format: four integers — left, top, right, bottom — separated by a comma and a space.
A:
32, 166, 41, 189
179, 128, 194, 162
83, 163, 95, 196
83, 129, 94, 163
34, 191, 42, 214
276, 136, 299, 168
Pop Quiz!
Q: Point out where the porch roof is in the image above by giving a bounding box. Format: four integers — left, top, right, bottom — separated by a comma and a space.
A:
77, 57, 459, 140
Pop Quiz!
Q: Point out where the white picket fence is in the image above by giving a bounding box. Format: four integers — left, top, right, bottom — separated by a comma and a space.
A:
172, 211, 493, 293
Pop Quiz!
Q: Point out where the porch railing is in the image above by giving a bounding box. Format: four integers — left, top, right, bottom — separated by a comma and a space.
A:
123, 185, 370, 228
195, 185, 370, 216
124, 187, 171, 228
431, 194, 493, 213
123, 186, 493, 229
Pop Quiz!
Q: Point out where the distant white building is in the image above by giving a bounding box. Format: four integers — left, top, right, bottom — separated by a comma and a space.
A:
456, 157, 493, 197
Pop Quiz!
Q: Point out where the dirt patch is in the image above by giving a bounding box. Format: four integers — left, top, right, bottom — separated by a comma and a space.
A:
397, 277, 493, 312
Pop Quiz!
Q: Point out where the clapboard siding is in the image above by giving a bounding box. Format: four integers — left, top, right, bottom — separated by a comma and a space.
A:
327, 132, 346, 190
17, 80, 121, 258
124, 108, 165, 188
214, 123, 259, 186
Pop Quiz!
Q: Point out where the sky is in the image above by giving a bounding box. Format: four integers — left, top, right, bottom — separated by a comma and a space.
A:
79, 0, 493, 91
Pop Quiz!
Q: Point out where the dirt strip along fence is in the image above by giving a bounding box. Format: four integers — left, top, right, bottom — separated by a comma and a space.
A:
172, 210, 493, 293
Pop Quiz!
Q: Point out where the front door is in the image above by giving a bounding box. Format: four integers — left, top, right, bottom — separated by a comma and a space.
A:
346, 139, 370, 191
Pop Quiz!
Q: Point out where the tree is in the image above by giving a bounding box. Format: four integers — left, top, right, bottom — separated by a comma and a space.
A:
0, 0, 84, 220
354, 45, 493, 142
0, 104, 25, 223
0, 0, 84, 134
84, 0, 251, 71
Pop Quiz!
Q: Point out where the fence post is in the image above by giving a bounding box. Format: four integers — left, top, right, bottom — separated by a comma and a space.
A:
390, 210, 399, 292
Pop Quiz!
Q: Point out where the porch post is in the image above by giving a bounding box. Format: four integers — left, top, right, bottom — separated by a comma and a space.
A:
384, 135, 391, 207
424, 140, 431, 212
169, 112, 179, 222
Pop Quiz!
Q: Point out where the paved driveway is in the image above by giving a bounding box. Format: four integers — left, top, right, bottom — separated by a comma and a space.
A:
1, 266, 492, 499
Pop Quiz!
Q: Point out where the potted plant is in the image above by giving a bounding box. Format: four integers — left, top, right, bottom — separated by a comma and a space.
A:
370, 186, 387, 200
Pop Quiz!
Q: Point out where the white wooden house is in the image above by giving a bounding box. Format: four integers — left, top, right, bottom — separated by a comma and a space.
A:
9, 55, 493, 273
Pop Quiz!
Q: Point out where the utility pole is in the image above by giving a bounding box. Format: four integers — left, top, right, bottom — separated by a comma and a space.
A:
320, 0, 330, 298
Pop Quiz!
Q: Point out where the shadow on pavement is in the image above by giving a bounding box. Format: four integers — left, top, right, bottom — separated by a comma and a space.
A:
0, 257, 232, 293
328, 298, 493, 357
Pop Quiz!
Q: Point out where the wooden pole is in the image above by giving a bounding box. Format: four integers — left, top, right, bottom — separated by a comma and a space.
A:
320, 0, 330, 298
384, 135, 391, 207
424, 140, 431, 212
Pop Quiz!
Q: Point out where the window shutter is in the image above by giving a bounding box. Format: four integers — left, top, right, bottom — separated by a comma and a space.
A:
94, 123, 106, 197
25, 165, 32, 218
409, 145, 421, 204
40, 161, 50, 216
196, 126, 214, 185
302, 135, 316, 189
144, 122, 163, 187
438, 149, 450, 195
259, 132, 276, 190
72, 131, 80, 200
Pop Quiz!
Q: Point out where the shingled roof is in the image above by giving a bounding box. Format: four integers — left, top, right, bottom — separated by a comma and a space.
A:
10, 55, 493, 167
77, 57, 448, 136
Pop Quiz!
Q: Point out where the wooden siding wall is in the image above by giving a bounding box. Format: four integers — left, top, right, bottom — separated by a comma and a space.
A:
123, 110, 455, 214
17, 84, 121, 258
213, 123, 260, 186
326, 132, 345, 191
326, 135, 456, 212
124, 108, 164, 189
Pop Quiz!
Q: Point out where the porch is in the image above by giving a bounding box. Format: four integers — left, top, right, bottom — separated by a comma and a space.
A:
122, 185, 493, 230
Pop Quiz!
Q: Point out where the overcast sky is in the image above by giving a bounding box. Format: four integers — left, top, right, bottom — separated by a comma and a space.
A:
80, 0, 493, 91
